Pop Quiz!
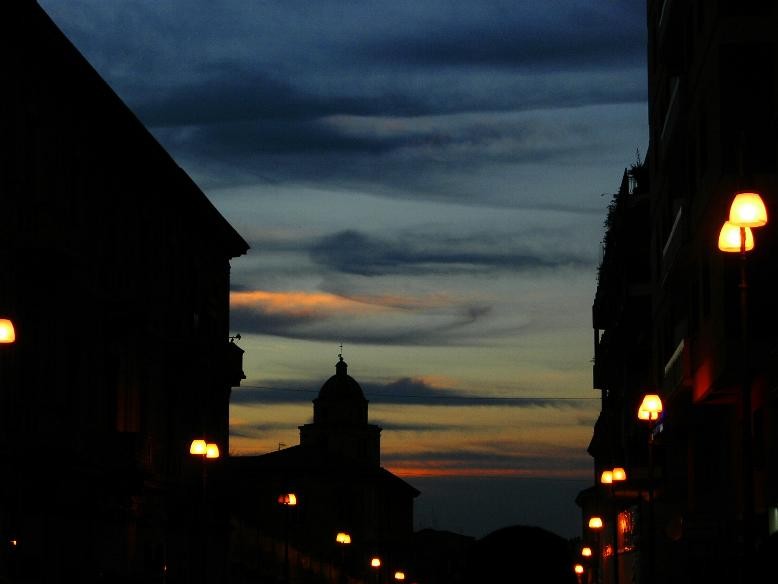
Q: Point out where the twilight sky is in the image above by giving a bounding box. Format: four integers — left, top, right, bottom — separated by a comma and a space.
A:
39, 0, 648, 538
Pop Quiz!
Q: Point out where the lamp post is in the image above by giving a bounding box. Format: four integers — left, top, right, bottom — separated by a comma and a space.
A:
574, 563, 585, 584
638, 394, 663, 584
190, 439, 220, 584
335, 532, 351, 584
370, 557, 382, 584
588, 516, 604, 584
277, 493, 297, 584
717, 190, 767, 576
601, 467, 627, 584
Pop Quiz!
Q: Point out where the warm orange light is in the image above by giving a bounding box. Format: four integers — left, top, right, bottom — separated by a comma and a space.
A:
574, 564, 585, 575
371, 557, 382, 568
729, 191, 767, 228
336, 532, 351, 544
588, 516, 603, 530
394, 571, 406, 581
0, 319, 15, 344
600, 470, 613, 484
189, 439, 207, 455
205, 443, 220, 459
612, 467, 627, 482
581, 546, 592, 557
278, 493, 297, 506
10, 539, 18, 547
638, 394, 663, 422
718, 221, 754, 253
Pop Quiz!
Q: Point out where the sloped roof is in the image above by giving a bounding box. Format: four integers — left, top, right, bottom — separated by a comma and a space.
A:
6, 1, 248, 259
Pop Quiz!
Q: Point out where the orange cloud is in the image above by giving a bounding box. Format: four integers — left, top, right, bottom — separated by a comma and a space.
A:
230, 289, 454, 317
231, 290, 384, 317
387, 464, 589, 480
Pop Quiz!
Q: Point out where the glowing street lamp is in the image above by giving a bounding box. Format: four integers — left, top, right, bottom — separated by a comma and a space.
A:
335, 532, 352, 545
371, 558, 382, 568
601, 467, 627, 584
393, 571, 405, 581
581, 546, 593, 558
189, 439, 207, 455
0, 319, 15, 344
717, 190, 767, 575
638, 393, 663, 584
637, 394, 663, 422
588, 516, 603, 530
189, 439, 220, 584
588, 517, 603, 584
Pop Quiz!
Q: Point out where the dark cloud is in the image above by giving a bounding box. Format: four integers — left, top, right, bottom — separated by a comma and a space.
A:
356, 3, 645, 72
309, 229, 593, 276
231, 377, 596, 409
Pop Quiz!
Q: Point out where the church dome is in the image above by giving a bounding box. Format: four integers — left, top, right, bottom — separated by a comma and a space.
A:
317, 357, 366, 401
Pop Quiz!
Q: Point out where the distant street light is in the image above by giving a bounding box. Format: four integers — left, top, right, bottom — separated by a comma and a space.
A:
587, 517, 604, 584
0, 319, 15, 344
335, 532, 351, 584
717, 190, 768, 579
278, 493, 298, 583
370, 557, 382, 584
393, 571, 405, 581
574, 563, 585, 584
601, 467, 627, 584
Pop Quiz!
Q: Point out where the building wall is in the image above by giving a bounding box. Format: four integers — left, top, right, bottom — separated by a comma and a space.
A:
0, 3, 247, 582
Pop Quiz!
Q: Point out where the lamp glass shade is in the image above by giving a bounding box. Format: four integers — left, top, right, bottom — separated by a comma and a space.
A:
600, 470, 613, 484
371, 558, 382, 568
588, 517, 603, 529
189, 439, 207, 455
394, 572, 406, 581
729, 192, 767, 228
612, 467, 627, 482
574, 564, 585, 575
581, 547, 593, 557
205, 443, 220, 459
0, 319, 15, 343
638, 394, 663, 421
718, 222, 754, 253
336, 532, 351, 544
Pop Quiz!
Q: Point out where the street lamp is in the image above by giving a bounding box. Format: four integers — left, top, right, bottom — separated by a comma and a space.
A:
335, 532, 351, 584
0, 318, 15, 343
278, 493, 297, 584
393, 571, 405, 581
588, 516, 603, 584
638, 394, 663, 584
370, 557, 382, 584
574, 563, 585, 584
717, 190, 767, 575
190, 439, 220, 584
600, 467, 627, 584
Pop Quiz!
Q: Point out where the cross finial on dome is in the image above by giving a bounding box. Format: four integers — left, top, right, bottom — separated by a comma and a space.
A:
338, 343, 344, 361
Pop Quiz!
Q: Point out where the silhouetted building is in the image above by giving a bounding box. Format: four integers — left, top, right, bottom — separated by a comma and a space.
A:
579, 2, 778, 583
226, 358, 419, 584
464, 526, 577, 584
1, 2, 248, 582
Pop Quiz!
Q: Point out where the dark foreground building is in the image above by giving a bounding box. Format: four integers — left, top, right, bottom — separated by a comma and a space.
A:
579, 2, 778, 584
1, 2, 248, 582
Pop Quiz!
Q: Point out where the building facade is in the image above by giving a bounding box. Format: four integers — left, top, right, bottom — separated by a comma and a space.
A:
580, 2, 778, 583
1, 2, 248, 582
